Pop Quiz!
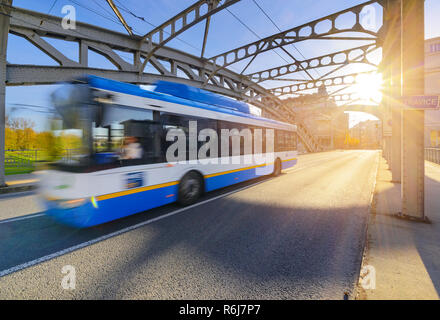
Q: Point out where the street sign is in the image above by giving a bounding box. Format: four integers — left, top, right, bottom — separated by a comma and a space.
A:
401, 95, 439, 110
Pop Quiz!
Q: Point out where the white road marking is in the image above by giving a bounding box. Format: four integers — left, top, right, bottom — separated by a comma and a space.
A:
0, 213, 45, 224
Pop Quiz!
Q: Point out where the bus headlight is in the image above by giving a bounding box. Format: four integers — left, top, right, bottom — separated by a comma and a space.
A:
57, 198, 86, 209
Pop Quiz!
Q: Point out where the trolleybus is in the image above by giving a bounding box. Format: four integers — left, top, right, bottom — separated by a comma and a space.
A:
39, 75, 298, 227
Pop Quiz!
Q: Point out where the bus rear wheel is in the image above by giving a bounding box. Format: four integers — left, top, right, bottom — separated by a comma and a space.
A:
273, 158, 282, 177
178, 172, 203, 206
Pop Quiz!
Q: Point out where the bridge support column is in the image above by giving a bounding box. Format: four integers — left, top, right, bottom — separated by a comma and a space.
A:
388, 0, 402, 182
382, 135, 388, 162
0, 0, 12, 187
401, 0, 425, 219
382, 0, 399, 167
385, 136, 392, 163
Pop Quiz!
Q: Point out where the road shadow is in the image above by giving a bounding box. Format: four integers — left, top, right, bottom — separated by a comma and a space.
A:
77, 197, 369, 299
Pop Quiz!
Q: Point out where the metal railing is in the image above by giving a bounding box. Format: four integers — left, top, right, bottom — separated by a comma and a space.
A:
5, 149, 81, 168
289, 108, 324, 153
5, 149, 40, 168
61, 148, 81, 161
425, 148, 440, 165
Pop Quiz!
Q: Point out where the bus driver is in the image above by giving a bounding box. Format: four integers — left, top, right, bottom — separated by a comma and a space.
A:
121, 136, 143, 160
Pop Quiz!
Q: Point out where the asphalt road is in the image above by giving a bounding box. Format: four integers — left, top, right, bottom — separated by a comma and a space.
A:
0, 150, 379, 299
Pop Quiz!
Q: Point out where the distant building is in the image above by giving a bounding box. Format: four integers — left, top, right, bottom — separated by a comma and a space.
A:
349, 120, 382, 149
425, 37, 440, 147
283, 100, 349, 150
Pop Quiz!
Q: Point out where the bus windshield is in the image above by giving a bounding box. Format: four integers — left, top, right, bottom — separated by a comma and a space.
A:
50, 83, 161, 171
51, 83, 95, 166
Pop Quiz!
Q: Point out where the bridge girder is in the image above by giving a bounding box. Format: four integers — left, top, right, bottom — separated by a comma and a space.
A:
337, 104, 383, 120
8, 7, 316, 146
247, 44, 379, 83
207, 0, 383, 75
7, 7, 276, 109
283, 102, 383, 121
328, 92, 381, 105
140, 0, 241, 69
3, 0, 388, 154
270, 70, 377, 96
281, 91, 381, 109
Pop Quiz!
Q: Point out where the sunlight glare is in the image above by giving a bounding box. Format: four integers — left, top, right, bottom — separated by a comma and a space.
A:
353, 73, 383, 103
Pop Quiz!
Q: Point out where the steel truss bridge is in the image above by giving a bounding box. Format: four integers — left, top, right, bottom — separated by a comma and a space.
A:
0, 0, 430, 220
1, 0, 387, 154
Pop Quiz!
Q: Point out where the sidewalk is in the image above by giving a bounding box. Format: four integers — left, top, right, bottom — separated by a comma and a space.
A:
358, 156, 440, 299
0, 173, 39, 194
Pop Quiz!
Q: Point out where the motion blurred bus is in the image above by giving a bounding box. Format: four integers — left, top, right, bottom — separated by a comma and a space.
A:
40, 75, 297, 227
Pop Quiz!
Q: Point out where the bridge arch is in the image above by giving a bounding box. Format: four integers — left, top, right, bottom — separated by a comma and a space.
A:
338, 105, 383, 122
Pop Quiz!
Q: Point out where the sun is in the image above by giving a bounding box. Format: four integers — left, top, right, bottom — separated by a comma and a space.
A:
352, 73, 383, 103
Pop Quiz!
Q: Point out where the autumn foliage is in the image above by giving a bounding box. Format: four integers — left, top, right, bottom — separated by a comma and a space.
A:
5, 117, 81, 161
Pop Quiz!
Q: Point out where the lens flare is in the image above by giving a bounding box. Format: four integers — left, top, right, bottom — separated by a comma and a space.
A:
91, 196, 99, 209
353, 73, 383, 103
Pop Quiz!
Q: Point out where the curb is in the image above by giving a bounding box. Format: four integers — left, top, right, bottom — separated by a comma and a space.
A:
353, 150, 380, 300
0, 184, 37, 195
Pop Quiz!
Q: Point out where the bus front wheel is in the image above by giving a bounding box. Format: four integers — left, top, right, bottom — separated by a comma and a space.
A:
178, 172, 203, 206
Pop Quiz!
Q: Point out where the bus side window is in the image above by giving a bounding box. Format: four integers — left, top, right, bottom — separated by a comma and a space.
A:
237, 123, 252, 156
288, 131, 296, 151
161, 113, 207, 161
197, 119, 218, 159
252, 126, 266, 154
218, 121, 252, 156
144, 122, 164, 163
294, 132, 298, 150
121, 120, 164, 164
284, 130, 291, 152
243, 125, 253, 155
161, 114, 189, 162
99, 104, 158, 165
275, 130, 283, 152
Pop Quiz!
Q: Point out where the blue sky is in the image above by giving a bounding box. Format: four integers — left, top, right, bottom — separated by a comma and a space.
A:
5, 0, 440, 130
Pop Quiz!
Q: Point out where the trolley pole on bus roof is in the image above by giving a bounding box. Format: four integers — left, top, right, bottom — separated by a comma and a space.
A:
0, 0, 13, 187
401, 0, 425, 220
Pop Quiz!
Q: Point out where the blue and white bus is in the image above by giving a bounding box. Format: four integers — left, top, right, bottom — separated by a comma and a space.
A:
39, 75, 298, 227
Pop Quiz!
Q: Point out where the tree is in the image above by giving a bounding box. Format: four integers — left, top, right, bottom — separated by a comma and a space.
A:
5, 117, 36, 150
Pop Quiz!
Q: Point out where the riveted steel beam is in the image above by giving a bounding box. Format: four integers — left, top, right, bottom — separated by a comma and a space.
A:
270, 70, 377, 96
140, 0, 241, 71
247, 44, 378, 83
209, 0, 383, 69
7, 6, 269, 105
